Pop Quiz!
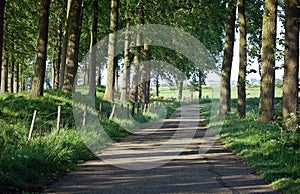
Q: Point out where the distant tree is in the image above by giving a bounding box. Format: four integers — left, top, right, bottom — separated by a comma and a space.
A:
237, 0, 247, 118
282, 0, 299, 128
258, 0, 277, 122
30, 0, 51, 97
219, 0, 237, 116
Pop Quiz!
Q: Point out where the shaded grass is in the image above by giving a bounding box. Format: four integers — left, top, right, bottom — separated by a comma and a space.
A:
0, 86, 187, 192
201, 98, 300, 193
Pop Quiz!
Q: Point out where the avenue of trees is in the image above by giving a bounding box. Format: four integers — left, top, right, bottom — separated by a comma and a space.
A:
0, 0, 299, 126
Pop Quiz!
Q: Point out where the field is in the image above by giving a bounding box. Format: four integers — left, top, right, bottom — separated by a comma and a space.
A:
158, 84, 283, 100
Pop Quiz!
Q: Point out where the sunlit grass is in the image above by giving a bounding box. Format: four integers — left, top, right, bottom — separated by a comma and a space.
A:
201, 98, 300, 194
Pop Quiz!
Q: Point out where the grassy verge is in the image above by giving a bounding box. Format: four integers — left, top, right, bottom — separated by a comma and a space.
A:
201, 98, 300, 194
0, 87, 193, 192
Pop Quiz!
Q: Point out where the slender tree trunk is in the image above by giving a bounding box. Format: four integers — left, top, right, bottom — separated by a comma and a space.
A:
59, 0, 71, 89
282, 0, 299, 127
120, 15, 131, 101
178, 81, 183, 101
30, 0, 51, 97
156, 74, 159, 97
258, 0, 277, 122
1, 45, 8, 93
8, 58, 14, 93
199, 69, 202, 99
237, 0, 247, 118
219, 0, 236, 115
130, 48, 141, 102
144, 44, 150, 104
103, 0, 119, 101
62, 0, 83, 93
0, 0, 5, 88
88, 0, 98, 96
13, 61, 19, 93
53, 19, 62, 89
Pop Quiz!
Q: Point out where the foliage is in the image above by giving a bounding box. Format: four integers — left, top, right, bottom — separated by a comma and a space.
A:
201, 98, 300, 193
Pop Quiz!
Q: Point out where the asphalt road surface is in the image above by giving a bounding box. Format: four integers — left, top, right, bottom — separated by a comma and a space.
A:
43, 104, 280, 194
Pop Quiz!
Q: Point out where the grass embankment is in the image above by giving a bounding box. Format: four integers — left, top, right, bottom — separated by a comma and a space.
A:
201, 98, 300, 194
0, 87, 185, 192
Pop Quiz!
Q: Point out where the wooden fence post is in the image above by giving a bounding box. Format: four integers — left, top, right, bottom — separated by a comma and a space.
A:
109, 103, 116, 121
56, 106, 61, 133
28, 110, 37, 141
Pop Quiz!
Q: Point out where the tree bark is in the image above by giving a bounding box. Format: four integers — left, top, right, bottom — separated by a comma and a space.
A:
0, 0, 5, 88
59, 0, 71, 89
62, 0, 82, 93
1, 45, 8, 93
219, 0, 236, 115
103, 0, 119, 101
8, 58, 14, 93
30, 0, 51, 97
258, 0, 277, 122
120, 15, 131, 101
88, 0, 98, 96
178, 81, 183, 101
53, 19, 62, 89
237, 0, 247, 118
199, 69, 202, 99
282, 0, 299, 127
13, 61, 19, 93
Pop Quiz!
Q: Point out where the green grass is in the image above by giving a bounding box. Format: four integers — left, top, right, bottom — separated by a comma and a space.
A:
201, 98, 300, 194
0, 87, 187, 192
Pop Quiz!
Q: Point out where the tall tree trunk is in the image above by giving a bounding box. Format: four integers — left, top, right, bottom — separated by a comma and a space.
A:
282, 0, 299, 127
219, 0, 236, 115
178, 81, 183, 101
0, 0, 5, 88
8, 58, 14, 93
258, 0, 277, 122
13, 61, 19, 93
237, 0, 247, 118
198, 69, 202, 99
103, 0, 119, 101
143, 44, 150, 104
1, 45, 8, 93
53, 19, 63, 89
59, 0, 71, 89
62, 0, 82, 93
130, 47, 141, 102
88, 0, 98, 96
30, 0, 51, 97
120, 15, 131, 101
155, 74, 159, 97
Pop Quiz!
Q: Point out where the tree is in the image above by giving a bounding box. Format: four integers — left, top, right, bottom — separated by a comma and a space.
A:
59, 0, 71, 89
237, 0, 247, 118
0, 0, 5, 89
62, 0, 83, 93
120, 13, 131, 101
219, 0, 237, 116
282, 0, 299, 128
30, 0, 51, 97
88, 0, 98, 96
258, 0, 277, 122
103, 0, 119, 101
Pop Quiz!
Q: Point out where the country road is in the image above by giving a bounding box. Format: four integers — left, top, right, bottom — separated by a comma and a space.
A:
42, 104, 280, 194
